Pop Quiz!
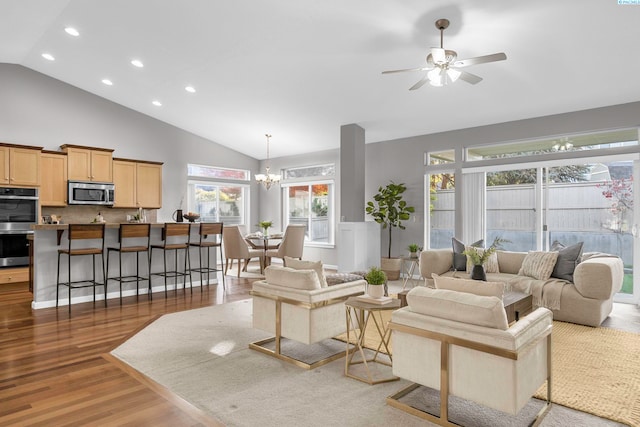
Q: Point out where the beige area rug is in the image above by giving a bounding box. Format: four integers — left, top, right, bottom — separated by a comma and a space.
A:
534, 321, 640, 426
339, 309, 640, 426
112, 300, 627, 427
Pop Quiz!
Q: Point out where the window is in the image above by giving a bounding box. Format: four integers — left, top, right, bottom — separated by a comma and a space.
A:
282, 182, 334, 245
187, 165, 250, 226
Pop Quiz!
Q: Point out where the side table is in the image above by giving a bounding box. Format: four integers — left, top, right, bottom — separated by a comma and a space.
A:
400, 256, 420, 290
344, 296, 401, 385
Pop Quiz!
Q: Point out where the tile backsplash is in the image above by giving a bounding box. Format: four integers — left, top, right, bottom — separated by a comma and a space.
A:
42, 206, 157, 224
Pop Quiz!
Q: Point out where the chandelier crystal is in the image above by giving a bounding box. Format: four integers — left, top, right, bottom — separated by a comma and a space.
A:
255, 134, 281, 190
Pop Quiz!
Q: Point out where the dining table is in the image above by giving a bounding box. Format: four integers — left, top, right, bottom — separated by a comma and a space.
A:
244, 233, 283, 272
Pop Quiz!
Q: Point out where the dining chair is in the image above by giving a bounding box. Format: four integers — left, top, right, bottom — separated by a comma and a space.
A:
264, 224, 306, 266
222, 225, 264, 278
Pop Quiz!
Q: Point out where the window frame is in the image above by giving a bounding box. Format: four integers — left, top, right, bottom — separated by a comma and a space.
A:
281, 179, 335, 248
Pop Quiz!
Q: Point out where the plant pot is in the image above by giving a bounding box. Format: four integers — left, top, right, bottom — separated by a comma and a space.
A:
367, 284, 385, 299
471, 264, 486, 281
409, 252, 418, 258
380, 257, 401, 281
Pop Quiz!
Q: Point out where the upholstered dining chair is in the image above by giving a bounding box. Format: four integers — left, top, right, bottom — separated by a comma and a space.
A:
264, 224, 306, 266
222, 225, 264, 277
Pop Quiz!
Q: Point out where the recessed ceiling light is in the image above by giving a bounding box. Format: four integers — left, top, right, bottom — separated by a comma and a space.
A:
41, 53, 55, 61
185, 86, 196, 93
64, 27, 80, 37
131, 59, 144, 68
152, 100, 162, 107
101, 79, 113, 86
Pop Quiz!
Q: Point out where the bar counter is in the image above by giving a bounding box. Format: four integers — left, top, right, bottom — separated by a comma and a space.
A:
30, 222, 218, 309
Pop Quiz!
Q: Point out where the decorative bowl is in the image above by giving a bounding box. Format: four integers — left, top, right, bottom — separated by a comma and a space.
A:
183, 213, 200, 222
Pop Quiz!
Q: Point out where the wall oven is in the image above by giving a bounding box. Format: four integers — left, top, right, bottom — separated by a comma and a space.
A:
0, 187, 38, 267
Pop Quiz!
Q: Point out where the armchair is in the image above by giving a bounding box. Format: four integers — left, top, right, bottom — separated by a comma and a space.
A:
250, 264, 366, 369
387, 287, 553, 426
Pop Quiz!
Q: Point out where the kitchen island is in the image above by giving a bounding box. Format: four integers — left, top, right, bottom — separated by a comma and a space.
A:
30, 223, 219, 309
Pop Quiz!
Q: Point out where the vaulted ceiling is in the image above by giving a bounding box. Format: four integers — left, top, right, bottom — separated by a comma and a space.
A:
2, 1, 639, 159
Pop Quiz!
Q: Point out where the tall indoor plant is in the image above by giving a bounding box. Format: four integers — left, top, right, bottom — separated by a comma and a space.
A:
366, 181, 415, 279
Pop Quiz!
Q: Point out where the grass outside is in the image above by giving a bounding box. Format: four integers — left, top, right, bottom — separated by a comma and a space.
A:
621, 273, 633, 294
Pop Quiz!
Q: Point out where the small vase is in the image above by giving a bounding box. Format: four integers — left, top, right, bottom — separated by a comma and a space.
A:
262, 228, 269, 237
368, 284, 385, 299
471, 264, 486, 281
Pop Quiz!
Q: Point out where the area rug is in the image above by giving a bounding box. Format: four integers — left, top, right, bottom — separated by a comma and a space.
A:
534, 320, 640, 426
111, 300, 627, 427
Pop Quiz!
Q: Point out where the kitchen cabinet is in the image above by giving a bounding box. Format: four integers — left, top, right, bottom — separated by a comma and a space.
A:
0, 267, 29, 286
112, 159, 137, 207
112, 158, 163, 208
0, 144, 42, 186
136, 162, 162, 208
61, 144, 113, 182
40, 151, 68, 206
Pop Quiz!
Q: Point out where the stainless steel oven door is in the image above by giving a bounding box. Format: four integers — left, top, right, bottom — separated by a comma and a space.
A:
0, 230, 31, 267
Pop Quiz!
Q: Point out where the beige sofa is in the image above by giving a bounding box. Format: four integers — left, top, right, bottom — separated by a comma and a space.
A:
419, 249, 624, 327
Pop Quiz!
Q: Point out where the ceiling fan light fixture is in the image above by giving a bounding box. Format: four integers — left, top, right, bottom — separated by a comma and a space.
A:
428, 67, 444, 86
446, 68, 461, 83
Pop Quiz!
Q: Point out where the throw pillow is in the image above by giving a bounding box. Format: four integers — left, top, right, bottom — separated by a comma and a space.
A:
550, 241, 584, 282
432, 274, 504, 299
465, 247, 500, 273
284, 256, 327, 288
518, 251, 559, 280
452, 237, 484, 271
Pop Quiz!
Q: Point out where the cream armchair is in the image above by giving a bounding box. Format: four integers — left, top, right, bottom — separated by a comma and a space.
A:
388, 287, 553, 426
250, 264, 366, 369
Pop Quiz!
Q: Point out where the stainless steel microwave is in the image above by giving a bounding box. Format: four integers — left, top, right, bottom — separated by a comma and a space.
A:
68, 181, 115, 206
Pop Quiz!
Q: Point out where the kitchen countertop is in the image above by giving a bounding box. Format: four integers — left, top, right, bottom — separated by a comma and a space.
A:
31, 223, 182, 230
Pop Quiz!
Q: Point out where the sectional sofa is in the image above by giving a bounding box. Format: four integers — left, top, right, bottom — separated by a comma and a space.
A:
419, 248, 624, 327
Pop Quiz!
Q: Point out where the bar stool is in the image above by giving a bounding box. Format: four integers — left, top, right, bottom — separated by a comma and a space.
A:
56, 223, 107, 314
106, 223, 151, 303
189, 222, 225, 290
150, 223, 192, 296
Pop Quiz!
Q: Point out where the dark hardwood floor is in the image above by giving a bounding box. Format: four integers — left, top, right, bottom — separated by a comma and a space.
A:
1, 270, 639, 426
0, 272, 254, 427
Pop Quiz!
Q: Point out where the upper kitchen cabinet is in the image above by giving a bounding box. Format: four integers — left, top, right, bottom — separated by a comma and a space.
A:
61, 144, 113, 182
112, 158, 163, 209
136, 161, 163, 208
40, 151, 68, 206
0, 144, 42, 187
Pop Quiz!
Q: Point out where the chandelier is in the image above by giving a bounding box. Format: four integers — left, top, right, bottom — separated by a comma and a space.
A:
255, 134, 281, 190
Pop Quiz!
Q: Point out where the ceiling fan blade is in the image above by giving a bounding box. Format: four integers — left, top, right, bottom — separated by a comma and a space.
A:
382, 67, 431, 75
458, 71, 483, 85
431, 47, 446, 64
453, 52, 507, 68
409, 76, 430, 91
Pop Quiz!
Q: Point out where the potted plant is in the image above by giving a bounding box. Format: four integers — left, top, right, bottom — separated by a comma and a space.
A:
258, 220, 273, 236
407, 243, 421, 258
463, 237, 508, 281
366, 181, 415, 280
364, 266, 387, 299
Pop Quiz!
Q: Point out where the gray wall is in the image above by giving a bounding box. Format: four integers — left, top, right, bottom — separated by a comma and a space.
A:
3, 63, 639, 267
0, 64, 260, 223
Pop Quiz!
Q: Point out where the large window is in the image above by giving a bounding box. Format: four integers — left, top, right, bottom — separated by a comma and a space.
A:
187, 165, 249, 226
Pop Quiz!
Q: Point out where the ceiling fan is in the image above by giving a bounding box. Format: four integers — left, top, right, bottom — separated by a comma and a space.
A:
382, 18, 507, 90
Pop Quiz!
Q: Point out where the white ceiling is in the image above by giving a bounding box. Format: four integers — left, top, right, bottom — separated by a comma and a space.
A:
2, 1, 640, 159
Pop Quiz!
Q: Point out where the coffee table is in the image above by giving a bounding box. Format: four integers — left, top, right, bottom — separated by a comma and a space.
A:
397, 289, 532, 324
